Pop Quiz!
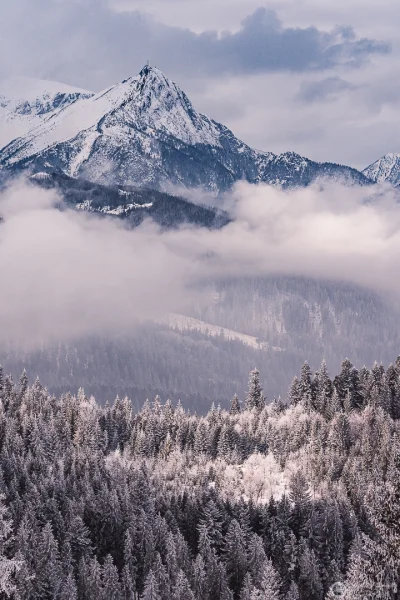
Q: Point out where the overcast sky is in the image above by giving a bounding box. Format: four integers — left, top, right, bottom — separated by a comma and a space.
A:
1, 0, 399, 168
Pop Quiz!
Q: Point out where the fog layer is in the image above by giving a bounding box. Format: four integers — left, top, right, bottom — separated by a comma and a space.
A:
0, 179, 399, 347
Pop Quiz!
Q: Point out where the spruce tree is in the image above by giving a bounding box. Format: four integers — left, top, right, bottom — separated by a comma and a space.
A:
172, 570, 194, 600
258, 558, 282, 600
101, 554, 123, 600
223, 519, 248, 595
141, 570, 162, 600
230, 394, 241, 415
246, 369, 264, 410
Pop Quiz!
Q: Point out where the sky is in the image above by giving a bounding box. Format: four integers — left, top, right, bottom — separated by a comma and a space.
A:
0, 0, 399, 169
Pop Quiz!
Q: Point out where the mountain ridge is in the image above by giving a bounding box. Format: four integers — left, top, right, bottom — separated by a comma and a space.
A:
0, 65, 371, 192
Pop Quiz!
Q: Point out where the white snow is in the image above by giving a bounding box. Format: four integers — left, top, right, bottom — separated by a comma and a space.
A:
155, 313, 284, 351
0, 76, 92, 106
0, 106, 42, 148
0, 66, 223, 172
0, 76, 93, 149
29, 172, 52, 182
101, 202, 153, 215
363, 152, 400, 185
75, 200, 153, 215
68, 130, 100, 177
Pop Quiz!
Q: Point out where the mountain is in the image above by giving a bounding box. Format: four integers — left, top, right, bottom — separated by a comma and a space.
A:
26, 171, 229, 229
0, 65, 370, 192
363, 153, 400, 185
0, 76, 93, 149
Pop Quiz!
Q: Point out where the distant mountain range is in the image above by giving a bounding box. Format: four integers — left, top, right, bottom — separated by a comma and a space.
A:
0, 65, 376, 192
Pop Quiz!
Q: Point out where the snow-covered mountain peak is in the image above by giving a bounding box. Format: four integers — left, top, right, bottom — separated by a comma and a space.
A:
363, 153, 400, 185
122, 64, 222, 146
0, 67, 371, 191
0, 65, 224, 180
136, 64, 191, 107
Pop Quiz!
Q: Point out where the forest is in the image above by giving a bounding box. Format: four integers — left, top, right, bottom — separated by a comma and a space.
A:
0, 357, 398, 599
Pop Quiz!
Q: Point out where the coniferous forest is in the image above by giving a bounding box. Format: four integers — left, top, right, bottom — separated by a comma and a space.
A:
0, 358, 398, 599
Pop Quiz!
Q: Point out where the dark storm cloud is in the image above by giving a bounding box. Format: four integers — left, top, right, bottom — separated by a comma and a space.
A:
0, 0, 390, 89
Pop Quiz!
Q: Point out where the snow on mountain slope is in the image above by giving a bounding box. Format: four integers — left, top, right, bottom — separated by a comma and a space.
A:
363, 153, 400, 185
0, 76, 92, 112
0, 66, 223, 174
0, 106, 42, 149
75, 199, 153, 215
0, 66, 370, 191
0, 76, 93, 149
155, 313, 284, 351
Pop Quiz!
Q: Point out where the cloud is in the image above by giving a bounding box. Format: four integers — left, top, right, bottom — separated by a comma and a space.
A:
171, 181, 400, 296
1, 178, 400, 349
0, 0, 390, 89
113, 0, 400, 40
211, 11, 389, 74
297, 77, 358, 103
0, 180, 193, 347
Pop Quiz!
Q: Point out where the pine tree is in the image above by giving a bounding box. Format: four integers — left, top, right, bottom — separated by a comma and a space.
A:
171, 570, 194, 600
314, 360, 332, 415
192, 554, 207, 600
289, 471, 312, 538
246, 369, 264, 410
81, 556, 103, 600
325, 387, 341, 420
230, 394, 241, 415
19, 370, 28, 399
346, 449, 400, 599
193, 420, 210, 455
288, 377, 302, 406
122, 529, 137, 599
298, 541, 323, 600
65, 515, 92, 564
258, 558, 282, 600
247, 534, 267, 588
299, 362, 314, 411
101, 554, 123, 600
59, 572, 78, 600
141, 570, 162, 600
152, 552, 170, 600
198, 501, 224, 551
223, 519, 248, 595
0, 495, 22, 598
34, 522, 63, 599
240, 573, 253, 600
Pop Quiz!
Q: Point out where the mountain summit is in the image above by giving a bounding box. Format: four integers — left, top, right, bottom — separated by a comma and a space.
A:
363, 153, 400, 186
0, 65, 370, 191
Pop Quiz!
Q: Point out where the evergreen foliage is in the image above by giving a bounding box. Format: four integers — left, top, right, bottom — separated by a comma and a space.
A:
0, 360, 396, 598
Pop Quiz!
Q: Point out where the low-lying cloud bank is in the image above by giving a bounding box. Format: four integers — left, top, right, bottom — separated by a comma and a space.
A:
0, 178, 399, 347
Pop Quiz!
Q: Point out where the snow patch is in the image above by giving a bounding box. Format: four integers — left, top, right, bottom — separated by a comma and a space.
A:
155, 313, 284, 351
